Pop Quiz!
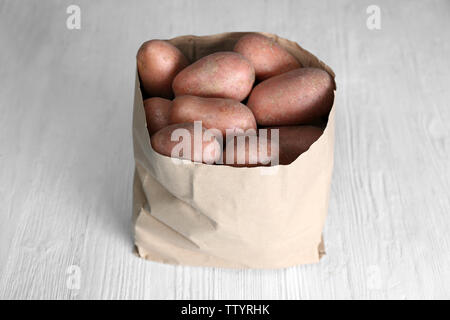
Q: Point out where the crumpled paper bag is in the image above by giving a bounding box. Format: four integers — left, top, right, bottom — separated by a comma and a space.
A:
133, 32, 336, 269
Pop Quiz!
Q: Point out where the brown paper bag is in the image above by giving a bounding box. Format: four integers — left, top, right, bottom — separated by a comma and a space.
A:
133, 32, 336, 269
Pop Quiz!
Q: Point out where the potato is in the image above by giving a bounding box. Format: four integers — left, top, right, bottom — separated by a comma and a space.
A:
137, 40, 189, 98
143, 97, 172, 135
266, 126, 324, 165
223, 134, 279, 167
172, 52, 255, 101
234, 33, 301, 81
150, 123, 221, 164
170, 95, 257, 137
247, 68, 334, 126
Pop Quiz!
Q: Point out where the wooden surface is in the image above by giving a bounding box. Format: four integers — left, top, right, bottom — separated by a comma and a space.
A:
0, 0, 449, 299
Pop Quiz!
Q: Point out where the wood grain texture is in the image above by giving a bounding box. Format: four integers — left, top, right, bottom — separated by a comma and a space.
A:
0, 0, 449, 299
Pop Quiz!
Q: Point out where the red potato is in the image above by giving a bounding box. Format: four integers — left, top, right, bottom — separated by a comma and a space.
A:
172, 52, 255, 101
266, 126, 324, 165
150, 123, 221, 164
223, 135, 279, 167
137, 40, 189, 98
247, 68, 334, 126
143, 97, 172, 135
170, 95, 257, 137
234, 33, 301, 81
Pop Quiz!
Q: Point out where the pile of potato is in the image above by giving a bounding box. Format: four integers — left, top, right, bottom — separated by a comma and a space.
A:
137, 33, 334, 166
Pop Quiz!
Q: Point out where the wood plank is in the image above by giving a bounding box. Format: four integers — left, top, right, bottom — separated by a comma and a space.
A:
0, 0, 449, 299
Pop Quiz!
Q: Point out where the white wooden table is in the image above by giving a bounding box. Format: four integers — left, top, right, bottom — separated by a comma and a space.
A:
0, 0, 449, 299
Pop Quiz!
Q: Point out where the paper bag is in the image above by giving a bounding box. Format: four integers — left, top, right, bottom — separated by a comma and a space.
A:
133, 32, 336, 269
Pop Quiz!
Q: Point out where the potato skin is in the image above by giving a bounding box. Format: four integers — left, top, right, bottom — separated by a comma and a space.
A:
172, 52, 255, 101
223, 135, 279, 167
137, 40, 189, 98
170, 95, 257, 137
143, 97, 172, 135
247, 68, 334, 126
151, 123, 221, 164
266, 126, 324, 165
234, 33, 301, 81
